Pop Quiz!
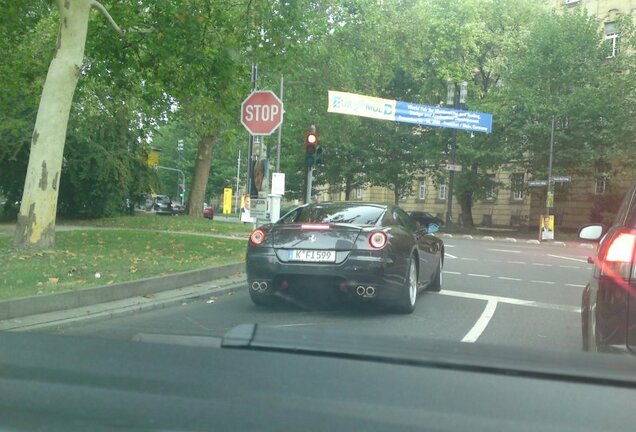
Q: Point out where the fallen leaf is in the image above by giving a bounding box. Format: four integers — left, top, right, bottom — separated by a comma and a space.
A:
48, 278, 59, 284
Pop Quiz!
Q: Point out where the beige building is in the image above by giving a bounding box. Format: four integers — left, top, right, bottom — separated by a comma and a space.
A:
316, 0, 635, 232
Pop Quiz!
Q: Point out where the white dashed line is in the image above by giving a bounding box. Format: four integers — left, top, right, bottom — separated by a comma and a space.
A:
460, 258, 478, 261
468, 274, 490, 278
504, 238, 517, 243
482, 236, 495, 241
565, 283, 586, 288
507, 261, 526, 265
462, 300, 498, 343
548, 254, 588, 264
531, 280, 556, 285
445, 253, 458, 259
498, 276, 522, 281
443, 271, 461, 275
531, 263, 552, 267
559, 265, 581, 270
487, 249, 521, 254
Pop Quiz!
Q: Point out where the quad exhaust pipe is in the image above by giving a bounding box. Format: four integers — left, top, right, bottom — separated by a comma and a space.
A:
355, 285, 376, 298
251, 281, 268, 292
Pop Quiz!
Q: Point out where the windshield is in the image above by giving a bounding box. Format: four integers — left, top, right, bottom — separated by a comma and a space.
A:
279, 204, 385, 225
2, 0, 636, 406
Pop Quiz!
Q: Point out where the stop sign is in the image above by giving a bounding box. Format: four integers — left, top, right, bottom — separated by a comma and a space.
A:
241, 90, 284, 135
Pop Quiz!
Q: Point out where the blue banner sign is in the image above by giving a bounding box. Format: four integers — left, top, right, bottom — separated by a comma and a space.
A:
328, 91, 492, 134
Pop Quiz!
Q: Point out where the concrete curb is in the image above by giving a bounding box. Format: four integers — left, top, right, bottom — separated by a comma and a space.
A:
5, 278, 246, 333
0, 262, 244, 321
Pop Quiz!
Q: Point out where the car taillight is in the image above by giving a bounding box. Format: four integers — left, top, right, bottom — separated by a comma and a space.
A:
599, 229, 636, 282
369, 231, 387, 249
249, 229, 266, 246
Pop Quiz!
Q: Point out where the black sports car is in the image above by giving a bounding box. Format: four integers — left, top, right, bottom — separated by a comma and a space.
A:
246, 202, 444, 313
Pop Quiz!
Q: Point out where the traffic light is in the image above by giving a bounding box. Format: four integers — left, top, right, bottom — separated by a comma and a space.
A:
305, 127, 318, 166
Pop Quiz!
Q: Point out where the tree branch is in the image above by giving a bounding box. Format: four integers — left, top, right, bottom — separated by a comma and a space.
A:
90, 0, 123, 36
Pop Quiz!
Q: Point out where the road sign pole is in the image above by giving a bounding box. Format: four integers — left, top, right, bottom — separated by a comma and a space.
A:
445, 81, 466, 228
305, 166, 313, 204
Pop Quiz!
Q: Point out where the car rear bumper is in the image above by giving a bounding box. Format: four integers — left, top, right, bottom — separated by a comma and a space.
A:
246, 248, 403, 302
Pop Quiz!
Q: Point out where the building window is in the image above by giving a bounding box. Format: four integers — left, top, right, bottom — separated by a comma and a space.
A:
595, 173, 608, 195
485, 174, 497, 200
511, 173, 524, 200
355, 187, 363, 200
418, 181, 427, 200
437, 183, 447, 200
605, 22, 620, 58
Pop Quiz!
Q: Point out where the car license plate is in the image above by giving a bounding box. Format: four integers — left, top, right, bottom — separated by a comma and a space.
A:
288, 249, 336, 263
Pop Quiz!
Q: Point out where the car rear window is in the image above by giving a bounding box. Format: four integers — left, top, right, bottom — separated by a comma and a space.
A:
284, 204, 385, 225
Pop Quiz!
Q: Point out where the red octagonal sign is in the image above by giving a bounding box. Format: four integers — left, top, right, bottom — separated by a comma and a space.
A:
241, 90, 284, 136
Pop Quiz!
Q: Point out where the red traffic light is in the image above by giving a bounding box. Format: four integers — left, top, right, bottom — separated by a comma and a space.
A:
306, 132, 318, 146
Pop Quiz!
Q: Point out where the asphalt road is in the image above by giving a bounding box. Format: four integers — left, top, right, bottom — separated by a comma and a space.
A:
56, 237, 594, 353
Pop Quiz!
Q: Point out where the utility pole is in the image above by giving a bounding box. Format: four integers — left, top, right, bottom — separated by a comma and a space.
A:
246, 63, 257, 198
545, 115, 556, 217
445, 81, 467, 227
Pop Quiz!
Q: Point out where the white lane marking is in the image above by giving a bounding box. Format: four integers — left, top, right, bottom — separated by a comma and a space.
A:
531, 263, 552, 267
443, 270, 461, 275
445, 253, 458, 259
438, 289, 580, 313
559, 265, 581, 269
444, 244, 456, 248
482, 236, 495, 241
565, 283, 586, 288
504, 238, 517, 243
485, 259, 503, 263
468, 274, 490, 278
548, 254, 588, 264
462, 300, 498, 343
531, 280, 556, 285
498, 276, 522, 281
460, 258, 478, 261
507, 261, 526, 265
487, 248, 521, 253
527, 240, 541, 244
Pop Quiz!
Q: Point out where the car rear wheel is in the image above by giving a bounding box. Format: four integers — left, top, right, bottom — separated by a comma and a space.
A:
428, 259, 443, 292
394, 256, 417, 314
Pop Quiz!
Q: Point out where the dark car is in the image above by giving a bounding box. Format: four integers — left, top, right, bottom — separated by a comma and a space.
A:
246, 202, 444, 313
152, 195, 174, 216
408, 210, 444, 228
579, 180, 636, 353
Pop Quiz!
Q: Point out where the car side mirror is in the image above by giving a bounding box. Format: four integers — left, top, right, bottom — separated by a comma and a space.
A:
426, 223, 440, 234
578, 224, 606, 241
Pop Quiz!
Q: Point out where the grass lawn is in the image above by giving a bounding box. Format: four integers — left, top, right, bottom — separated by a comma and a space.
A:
66, 214, 253, 236
0, 229, 246, 300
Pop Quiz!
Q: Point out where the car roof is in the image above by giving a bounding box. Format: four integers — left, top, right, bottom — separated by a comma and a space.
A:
303, 201, 389, 210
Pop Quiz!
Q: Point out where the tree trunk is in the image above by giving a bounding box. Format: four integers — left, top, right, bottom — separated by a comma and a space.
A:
14, 0, 93, 250
460, 190, 475, 228
393, 188, 399, 205
344, 177, 352, 200
187, 133, 217, 217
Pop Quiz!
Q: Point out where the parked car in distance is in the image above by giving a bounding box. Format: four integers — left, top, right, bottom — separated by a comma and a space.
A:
408, 210, 444, 228
579, 180, 636, 354
172, 202, 185, 215
152, 195, 174, 216
246, 202, 444, 314
203, 205, 214, 220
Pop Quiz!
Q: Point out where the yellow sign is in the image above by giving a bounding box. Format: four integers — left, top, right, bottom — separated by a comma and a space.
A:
540, 214, 554, 241
147, 148, 161, 167
223, 188, 232, 215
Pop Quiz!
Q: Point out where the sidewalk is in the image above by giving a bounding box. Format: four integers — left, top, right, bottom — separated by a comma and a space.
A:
0, 263, 246, 332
